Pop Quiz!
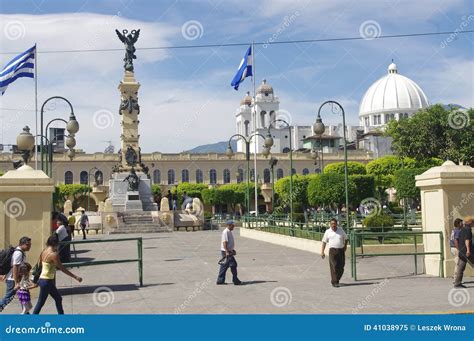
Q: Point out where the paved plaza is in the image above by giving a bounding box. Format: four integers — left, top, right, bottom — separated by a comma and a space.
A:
3, 227, 473, 315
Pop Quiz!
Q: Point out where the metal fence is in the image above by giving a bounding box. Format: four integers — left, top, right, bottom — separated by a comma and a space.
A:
349, 230, 444, 280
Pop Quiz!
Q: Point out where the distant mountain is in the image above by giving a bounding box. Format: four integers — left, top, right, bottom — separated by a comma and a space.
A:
441, 103, 467, 111
186, 140, 237, 154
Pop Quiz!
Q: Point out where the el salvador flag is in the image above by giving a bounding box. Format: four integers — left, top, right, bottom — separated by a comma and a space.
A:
231, 45, 252, 91
0, 45, 36, 95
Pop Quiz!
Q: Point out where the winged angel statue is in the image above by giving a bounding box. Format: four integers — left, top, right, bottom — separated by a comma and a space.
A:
115, 29, 140, 72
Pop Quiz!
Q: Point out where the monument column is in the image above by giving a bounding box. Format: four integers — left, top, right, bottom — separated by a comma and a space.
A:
108, 28, 157, 212
416, 160, 474, 277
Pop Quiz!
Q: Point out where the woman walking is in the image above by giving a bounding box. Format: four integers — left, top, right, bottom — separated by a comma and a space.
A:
33, 235, 82, 314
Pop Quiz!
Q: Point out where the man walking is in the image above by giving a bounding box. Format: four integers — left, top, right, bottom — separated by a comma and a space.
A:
0, 236, 31, 312
321, 218, 348, 287
216, 220, 242, 285
79, 210, 89, 240
454, 216, 473, 288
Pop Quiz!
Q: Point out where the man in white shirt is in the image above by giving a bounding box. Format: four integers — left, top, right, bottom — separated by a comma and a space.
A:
0, 236, 31, 311
55, 214, 71, 263
216, 220, 242, 285
321, 218, 348, 287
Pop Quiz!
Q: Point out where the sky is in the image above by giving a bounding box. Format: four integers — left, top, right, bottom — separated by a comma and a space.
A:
0, 0, 472, 153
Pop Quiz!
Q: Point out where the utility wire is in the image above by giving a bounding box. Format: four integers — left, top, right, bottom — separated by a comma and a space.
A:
0, 30, 473, 55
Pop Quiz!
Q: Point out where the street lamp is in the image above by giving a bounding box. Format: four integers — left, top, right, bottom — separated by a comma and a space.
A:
48, 133, 76, 177
16, 126, 35, 166
269, 156, 278, 212
40, 96, 79, 171
312, 111, 325, 173
226, 133, 266, 214
264, 119, 293, 223
316, 100, 350, 229
87, 166, 98, 211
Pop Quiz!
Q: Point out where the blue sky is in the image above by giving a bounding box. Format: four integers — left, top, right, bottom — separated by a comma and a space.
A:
0, 0, 472, 153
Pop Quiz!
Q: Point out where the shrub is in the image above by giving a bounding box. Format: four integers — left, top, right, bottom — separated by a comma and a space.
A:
349, 175, 375, 205
362, 213, 394, 243
307, 173, 356, 207
323, 161, 367, 175
175, 182, 207, 199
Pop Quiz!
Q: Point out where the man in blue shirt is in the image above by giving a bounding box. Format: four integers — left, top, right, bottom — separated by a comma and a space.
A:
454, 217, 473, 288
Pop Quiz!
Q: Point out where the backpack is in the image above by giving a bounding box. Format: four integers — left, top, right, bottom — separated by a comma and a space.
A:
0, 247, 17, 275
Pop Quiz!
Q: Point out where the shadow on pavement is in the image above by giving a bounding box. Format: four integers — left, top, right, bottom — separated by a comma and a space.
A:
241, 280, 278, 285
339, 282, 379, 287
59, 283, 175, 295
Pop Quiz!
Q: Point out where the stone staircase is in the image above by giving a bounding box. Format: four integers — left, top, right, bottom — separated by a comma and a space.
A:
110, 212, 173, 234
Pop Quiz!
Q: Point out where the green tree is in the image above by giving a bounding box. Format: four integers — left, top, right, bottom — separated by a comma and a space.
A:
393, 167, 428, 200
386, 105, 474, 166
323, 161, 367, 175
274, 174, 315, 212
349, 174, 375, 205
151, 184, 161, 204
307, 173, 356, 207
53, 184, 91, 211
175, 182, 207, 199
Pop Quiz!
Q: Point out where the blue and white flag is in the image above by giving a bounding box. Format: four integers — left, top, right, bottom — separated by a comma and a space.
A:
231, 45, 252, 91
0, 45, 36, 95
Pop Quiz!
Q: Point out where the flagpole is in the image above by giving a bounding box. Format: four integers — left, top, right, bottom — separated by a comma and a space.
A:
34, 44, 38, 170
252, 42, 258, 217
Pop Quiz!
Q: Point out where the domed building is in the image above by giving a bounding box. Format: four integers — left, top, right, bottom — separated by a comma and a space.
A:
358, 62, 429, 158
359, 62, 429, 131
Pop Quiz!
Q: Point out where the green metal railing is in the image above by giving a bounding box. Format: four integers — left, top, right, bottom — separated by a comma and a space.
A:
349, 230, 444, 281
62, 237, 143, 286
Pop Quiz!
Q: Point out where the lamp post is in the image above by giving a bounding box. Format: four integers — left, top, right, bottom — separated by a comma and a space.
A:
315, 101, 350, 229
16, 126, 35, 166
226, 133, 268, 215
264, 119, 293, 223
312, 112, 325, 173
87, 166, 98, 211
269, 156, 278, 212
40, 96, 79, 171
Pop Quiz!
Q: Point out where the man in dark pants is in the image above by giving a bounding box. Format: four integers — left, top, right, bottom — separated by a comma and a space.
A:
321, 218, 348, 287
454, 216, 473, 288
216, 220, 242, 285
0, 236, 31, 312
79, 210, 89, 240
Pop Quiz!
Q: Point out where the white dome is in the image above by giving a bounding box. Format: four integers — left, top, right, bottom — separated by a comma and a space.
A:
359, 63, 429, 117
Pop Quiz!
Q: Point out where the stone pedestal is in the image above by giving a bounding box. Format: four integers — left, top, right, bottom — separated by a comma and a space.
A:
0, 165, 54, 296
416, 161, 474, 277
125, 191, 143, 211
108, 172, 157, 212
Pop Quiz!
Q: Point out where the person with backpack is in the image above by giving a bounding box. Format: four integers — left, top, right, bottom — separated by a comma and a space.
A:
79, 210, 89, 240
0, 236, 32, 312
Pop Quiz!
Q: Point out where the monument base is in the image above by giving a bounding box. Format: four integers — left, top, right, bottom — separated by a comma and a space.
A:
108, 172, 157, 212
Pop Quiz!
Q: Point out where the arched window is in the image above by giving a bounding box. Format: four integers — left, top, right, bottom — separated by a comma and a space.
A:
167, 169, 175, 185
260, 111, 266, 127
181, 169, 189, 183
65, 171, 73, 184
250, 168, 255, 181
80, 171, 88, 185
277, 168, 284, 180
263, 168, 271, 183
94, 170, 104, 185
237, 169, 244, 183
196, 169, 203, 183
153, 169, 161, 184
223, 169, 231, 184
302, 168, 309, 175
292, 168, 296, 175
282, 147, 290, 153
269, 111, 275, 124
315, 168, 321, 174
244, 120, 250, 136
209, 169, 217, 185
